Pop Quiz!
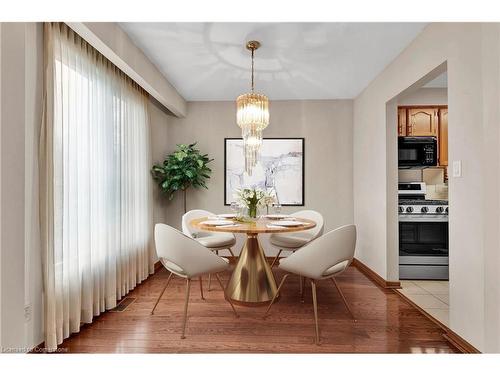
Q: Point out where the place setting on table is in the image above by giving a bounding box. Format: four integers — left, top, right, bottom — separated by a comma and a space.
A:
191, 188, 316, 306
196, 215, 313, 231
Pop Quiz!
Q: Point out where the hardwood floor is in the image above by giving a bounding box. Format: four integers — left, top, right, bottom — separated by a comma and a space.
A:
58, 266, 459, 353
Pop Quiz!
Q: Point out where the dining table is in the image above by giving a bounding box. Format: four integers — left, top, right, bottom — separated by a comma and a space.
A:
191, 216, 316, 306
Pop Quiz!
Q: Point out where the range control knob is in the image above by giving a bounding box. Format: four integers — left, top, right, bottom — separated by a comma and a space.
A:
406, 207, 413, 213
436, 206, 444, 213
445, 207, 449, 214
398, 206, 404, 213
421, 207, 429, 213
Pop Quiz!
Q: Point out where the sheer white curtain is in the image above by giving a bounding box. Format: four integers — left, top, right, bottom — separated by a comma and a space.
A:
40, 23, 154, 351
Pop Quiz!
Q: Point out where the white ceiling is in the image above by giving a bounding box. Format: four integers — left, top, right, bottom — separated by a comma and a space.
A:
120, 22, 427, 101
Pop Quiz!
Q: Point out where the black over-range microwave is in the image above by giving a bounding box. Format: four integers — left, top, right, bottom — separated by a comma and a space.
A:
398, 136, 437, 167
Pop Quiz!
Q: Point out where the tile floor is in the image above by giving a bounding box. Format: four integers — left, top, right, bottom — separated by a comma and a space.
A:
399, 280, 449, 327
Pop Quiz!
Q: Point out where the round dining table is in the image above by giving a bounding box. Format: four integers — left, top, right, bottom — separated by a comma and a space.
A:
191, 216, 316, 306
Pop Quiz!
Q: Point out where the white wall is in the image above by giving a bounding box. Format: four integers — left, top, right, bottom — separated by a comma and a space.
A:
24, 23, 43, 350
353, 23, 500, 352
0, 22, 43, 352
0, 22, 25, 351
398, 87, 447, 106
161, 100, 354, 255
0, 20, 3, 348
480, 23, 500, 353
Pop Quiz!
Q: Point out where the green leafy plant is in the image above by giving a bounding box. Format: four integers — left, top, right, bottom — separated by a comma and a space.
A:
151, 143, 213, 213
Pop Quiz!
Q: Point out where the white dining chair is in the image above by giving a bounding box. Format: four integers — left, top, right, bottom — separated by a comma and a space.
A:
264, 224, 357, 345
269, 210, 324, 296
269, 210, 324, 267
152, 223, 239, 339
182, 209, 237, 290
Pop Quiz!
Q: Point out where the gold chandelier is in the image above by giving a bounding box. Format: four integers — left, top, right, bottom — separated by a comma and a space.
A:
236, 40, 269, 176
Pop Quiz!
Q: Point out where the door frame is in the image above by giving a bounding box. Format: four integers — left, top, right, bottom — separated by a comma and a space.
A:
385, 62, 448, 282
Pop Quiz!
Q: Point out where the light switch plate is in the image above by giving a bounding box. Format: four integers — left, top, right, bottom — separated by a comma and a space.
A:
452, 160, 462, 177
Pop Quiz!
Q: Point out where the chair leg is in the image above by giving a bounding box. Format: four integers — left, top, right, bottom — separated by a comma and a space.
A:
330, 277, 356, 322
214, 273, 239, 318
151, 272, 174, 315
300, 276, 305, 302
270, 249, 282, 268
199, 276, 205, 300
311, 279, 320, 345
181, 278, 191, 339
208, 250, 219, 292
227, 248, 235, 257
263, 273, 290, 317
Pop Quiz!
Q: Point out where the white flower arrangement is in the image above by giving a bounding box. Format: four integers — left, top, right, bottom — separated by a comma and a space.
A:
233, 187, 277, 217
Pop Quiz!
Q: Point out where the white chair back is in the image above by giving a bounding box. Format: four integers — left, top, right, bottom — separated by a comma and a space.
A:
154, 223, 228, 278
292, 210, 325, 240
182, 209, 213, 238
279, 225, 356, 280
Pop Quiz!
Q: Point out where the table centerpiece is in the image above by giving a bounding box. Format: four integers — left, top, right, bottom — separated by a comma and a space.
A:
234, 188, 276, 219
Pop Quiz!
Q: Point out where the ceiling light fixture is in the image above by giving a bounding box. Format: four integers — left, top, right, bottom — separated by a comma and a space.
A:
236, 40, 269, 176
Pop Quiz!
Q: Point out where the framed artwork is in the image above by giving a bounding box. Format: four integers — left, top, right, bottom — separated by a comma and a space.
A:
224, 138, 305, 206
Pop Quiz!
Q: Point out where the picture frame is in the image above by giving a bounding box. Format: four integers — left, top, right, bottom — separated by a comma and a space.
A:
224, 137, 305, 206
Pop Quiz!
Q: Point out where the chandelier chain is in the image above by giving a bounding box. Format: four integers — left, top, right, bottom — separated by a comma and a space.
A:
251, 48, 255, 92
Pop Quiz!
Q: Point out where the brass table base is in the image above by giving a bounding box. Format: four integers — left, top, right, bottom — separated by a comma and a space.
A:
225, 234, 278, 305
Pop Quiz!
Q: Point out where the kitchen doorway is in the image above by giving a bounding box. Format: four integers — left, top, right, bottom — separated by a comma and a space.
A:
386, 64, 450, 328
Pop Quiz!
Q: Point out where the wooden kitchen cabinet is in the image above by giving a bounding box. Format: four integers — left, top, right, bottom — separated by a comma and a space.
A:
398, 108, 407, 136
407, 108, 438, 136
438, 108, 448, 166
397, 105, 448, 170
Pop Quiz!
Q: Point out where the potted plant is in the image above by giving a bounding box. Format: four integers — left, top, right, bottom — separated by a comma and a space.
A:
151, 143, 213, 213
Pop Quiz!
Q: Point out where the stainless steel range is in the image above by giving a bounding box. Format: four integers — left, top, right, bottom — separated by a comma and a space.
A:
398, 182, 449, 280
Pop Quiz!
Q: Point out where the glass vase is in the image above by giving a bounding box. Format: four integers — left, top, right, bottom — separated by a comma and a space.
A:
248, 204, 257, 219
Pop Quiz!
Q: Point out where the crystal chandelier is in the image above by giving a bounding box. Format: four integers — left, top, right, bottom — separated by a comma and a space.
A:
236, 40, 269, 176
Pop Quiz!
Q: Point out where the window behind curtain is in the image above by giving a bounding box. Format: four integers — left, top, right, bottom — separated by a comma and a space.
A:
40, 22, 153, 351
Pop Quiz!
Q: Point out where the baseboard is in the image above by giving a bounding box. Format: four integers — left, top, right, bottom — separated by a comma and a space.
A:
394, 289, 480, 353
443, 331, 481, 354
154, 260, 162, 272
351, 258, 479, 353
351, 258, 401, 289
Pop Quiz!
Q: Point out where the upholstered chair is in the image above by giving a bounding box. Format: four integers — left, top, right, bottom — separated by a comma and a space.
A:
182, 209, 237, 289
264, 224, 357, 345
269, 210, 324, 295
269, 210, 325, 267
152, 223, 238, 339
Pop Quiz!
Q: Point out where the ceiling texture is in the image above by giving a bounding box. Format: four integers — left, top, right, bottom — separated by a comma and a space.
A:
120, 22, 427, 101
